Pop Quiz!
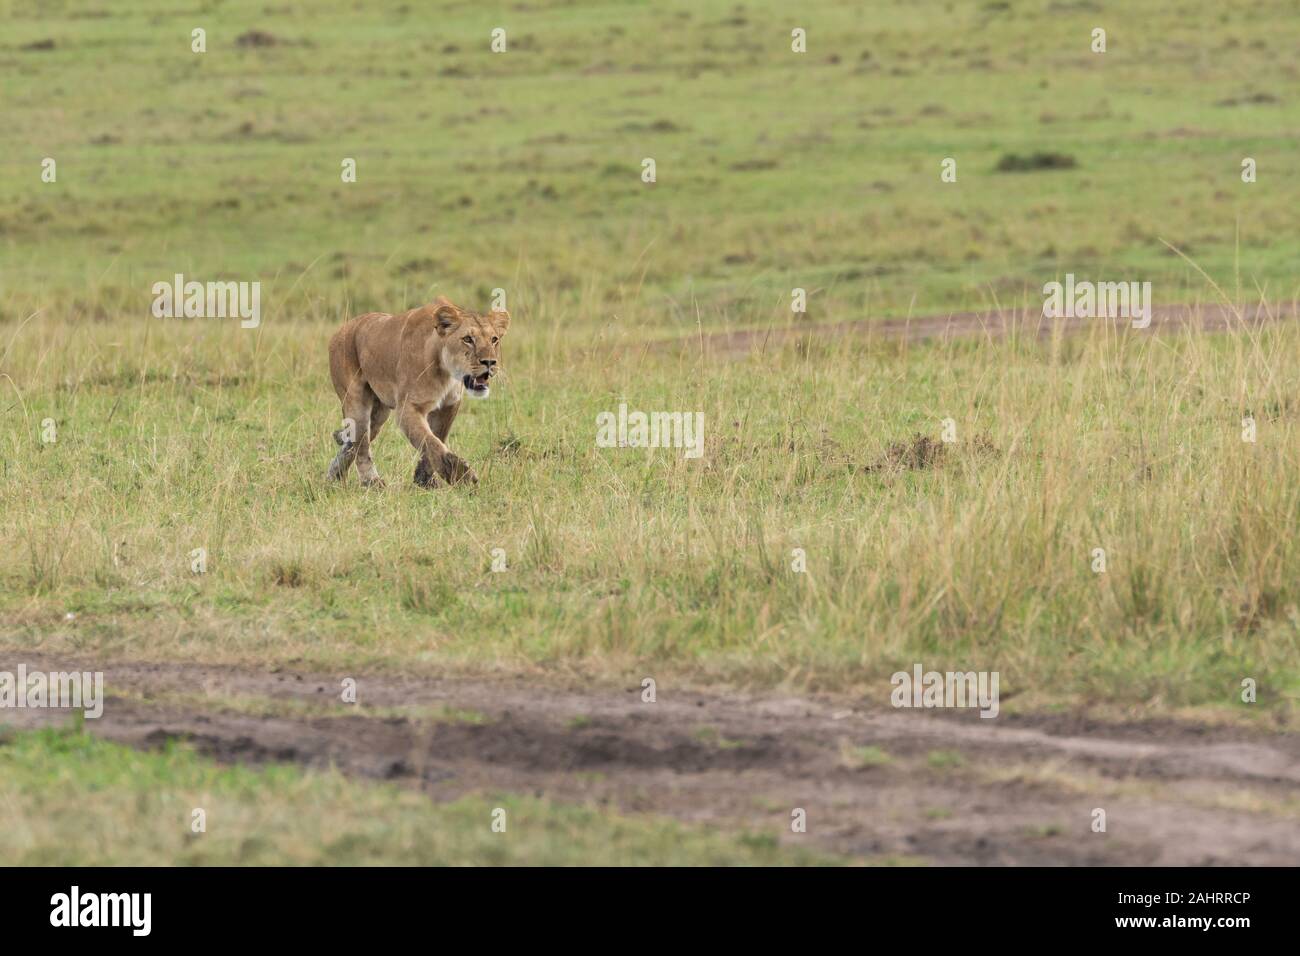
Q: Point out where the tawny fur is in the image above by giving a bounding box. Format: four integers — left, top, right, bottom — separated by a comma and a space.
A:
326, 296, 509, 488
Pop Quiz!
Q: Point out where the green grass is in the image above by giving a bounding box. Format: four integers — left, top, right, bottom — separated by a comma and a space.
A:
2, 0, 1298, 327
2, 313, 1297, 717
1, 1, 1298, 718
7, 0, 1298, 868
926, 750, 966, 771
0, 726, 836, 865
839, 743, 892, 769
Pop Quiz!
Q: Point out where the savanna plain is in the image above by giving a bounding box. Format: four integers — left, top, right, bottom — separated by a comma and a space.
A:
1, 0, 1298, 865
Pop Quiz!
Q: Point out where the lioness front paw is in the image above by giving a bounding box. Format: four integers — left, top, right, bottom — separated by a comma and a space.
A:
439, 453, 478, 486
413, 457, 437, 488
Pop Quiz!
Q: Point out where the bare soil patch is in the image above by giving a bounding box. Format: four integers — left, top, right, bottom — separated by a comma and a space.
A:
4, 653, 1297, 865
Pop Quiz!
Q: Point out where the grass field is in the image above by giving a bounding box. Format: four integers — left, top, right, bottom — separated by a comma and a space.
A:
2, 0, 1299, 865
4, 0, 1300, 323
1, 727, 832, 865
5, 314, 1298, 717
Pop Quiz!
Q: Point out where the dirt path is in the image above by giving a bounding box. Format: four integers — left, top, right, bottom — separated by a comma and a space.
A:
657, 301, 1298, 357
4, 654, 1298, 865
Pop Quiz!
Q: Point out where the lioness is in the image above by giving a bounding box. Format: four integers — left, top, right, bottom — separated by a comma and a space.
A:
326, 296, 508, 488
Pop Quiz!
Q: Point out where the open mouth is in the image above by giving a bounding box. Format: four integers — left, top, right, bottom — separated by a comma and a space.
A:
463, 371, 491, 394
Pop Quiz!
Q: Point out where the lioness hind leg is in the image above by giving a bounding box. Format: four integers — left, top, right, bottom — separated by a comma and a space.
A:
355, 400, 391, 487
327, 385, 375, 481
327, 436, 356, 481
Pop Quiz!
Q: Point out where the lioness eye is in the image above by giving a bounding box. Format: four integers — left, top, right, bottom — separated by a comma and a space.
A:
491, 337, 498, 344
462, 335, 474, 345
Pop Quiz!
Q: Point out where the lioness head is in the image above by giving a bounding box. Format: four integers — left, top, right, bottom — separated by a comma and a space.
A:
430, 298, 510, 400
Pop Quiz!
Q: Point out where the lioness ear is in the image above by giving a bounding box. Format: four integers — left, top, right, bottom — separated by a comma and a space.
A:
490, 309, 510, 335
432, 302, 461, 335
